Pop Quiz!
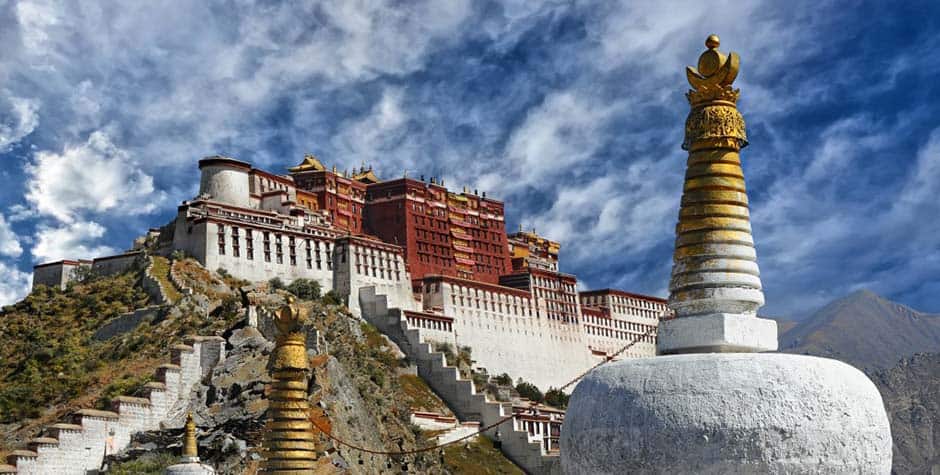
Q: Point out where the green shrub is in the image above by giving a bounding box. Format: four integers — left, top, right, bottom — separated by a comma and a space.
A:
268, 277, 285, 290
515, 381, 543, 403
493, 373, 513, 387
543, 387, 569, 409
322, 289, 343, 305
286, 278, 321, 300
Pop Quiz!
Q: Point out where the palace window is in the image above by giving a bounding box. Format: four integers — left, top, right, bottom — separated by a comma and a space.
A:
289, 236, 296, 266
217, 225, 226, 255
275, 235, 283, 264
305, 239, 312, 269
246, 229, 254, 260
263, 232, 271, 262
231, 227, 240, 257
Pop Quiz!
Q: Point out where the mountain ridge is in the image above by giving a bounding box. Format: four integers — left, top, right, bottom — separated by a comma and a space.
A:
779, 289, 940, 371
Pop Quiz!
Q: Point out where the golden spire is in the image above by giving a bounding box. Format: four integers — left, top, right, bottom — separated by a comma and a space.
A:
260, 297, 318, 473
660, 35, 776, 354
182, 412, 199, 462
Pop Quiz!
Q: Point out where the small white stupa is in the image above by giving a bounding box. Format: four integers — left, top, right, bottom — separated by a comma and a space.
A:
560, 35, 892, 474
165, 413, 215, 475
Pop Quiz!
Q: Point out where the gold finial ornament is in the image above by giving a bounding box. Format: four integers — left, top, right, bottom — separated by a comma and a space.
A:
660, 35, 775, 354
183, 412, 199, 462
683, 34, 745, 151
260, 297, 318, 473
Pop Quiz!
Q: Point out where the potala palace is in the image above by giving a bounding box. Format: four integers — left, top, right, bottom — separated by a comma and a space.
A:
33, 153, 671, 390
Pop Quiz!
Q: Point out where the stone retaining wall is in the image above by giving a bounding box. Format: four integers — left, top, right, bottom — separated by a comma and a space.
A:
93, 305, 167, 341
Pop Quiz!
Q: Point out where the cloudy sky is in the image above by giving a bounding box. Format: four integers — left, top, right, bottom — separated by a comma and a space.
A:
1, 0, 938, 317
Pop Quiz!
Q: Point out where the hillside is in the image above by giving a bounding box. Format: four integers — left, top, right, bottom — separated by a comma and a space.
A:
0, 259, 523, 474
780, 290, 940, 371
0, 269, 242, 451
872, 353, 940, 474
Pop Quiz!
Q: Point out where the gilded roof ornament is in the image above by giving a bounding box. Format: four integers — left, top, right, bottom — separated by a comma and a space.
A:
289, 154, 327, 173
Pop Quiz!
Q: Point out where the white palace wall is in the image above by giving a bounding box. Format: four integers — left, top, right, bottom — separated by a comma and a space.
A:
334, 238, 417, 316
414, 280, 593, 391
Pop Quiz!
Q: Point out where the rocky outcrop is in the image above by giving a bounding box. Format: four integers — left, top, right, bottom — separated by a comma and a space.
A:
872, 353, 940, 474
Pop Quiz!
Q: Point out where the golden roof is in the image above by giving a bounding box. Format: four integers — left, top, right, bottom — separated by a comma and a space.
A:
352, 167, 380, 184
289, 154, 327, 173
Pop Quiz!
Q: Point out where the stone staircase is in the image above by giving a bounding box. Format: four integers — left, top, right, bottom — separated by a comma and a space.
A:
437, 421, 482, 445
1, 335, 226, 474
361, 289, 560, 475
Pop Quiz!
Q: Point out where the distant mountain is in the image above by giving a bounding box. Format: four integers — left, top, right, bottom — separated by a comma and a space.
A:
872, 353, 940, 474
779, 290, 940, 371
765, 315, 798, 338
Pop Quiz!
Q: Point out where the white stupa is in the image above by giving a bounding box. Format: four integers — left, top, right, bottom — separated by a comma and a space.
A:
560, 35, 892, 474
165, 413, 215, 475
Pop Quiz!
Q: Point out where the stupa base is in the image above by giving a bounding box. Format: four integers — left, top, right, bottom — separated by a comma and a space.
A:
657, 313, 778, 354
560, 353, 892, 475
164, 462, 216, 475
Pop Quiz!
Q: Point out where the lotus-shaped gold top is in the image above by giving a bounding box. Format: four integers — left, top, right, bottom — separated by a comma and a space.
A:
686, 34, 739, 91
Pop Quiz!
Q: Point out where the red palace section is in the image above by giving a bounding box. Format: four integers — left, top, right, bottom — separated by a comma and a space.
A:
288, 155, 511, 284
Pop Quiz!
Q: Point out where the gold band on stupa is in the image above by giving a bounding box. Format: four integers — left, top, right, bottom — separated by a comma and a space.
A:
668, 35, 764, 320
260, 298, 318, 473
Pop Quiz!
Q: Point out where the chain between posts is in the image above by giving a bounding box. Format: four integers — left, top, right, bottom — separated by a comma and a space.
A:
308, 317, 670, 456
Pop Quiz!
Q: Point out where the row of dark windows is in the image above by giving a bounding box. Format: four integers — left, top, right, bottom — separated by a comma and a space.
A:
217, 224, 332, 270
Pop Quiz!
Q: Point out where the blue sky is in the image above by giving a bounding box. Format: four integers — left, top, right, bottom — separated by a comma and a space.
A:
1, 0, 939, 317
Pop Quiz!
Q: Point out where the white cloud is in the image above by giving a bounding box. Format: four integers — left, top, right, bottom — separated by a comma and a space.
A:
25, 130, 164, 223
31, 221, 117, 263
0, 260, 31, 307
0, 91, 39, 151
527, 156, 681, 265
899, 126, 940, 208
0, 214, 23, 258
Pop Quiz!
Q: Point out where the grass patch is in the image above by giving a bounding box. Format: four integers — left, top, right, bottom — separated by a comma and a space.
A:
150, 256, 182, 302
443, 436, 525, 475
398, 374, 450, 415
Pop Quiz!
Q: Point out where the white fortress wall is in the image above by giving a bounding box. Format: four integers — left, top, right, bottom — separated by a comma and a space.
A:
205, 220, 335, 289
578, 291, 670, 358
91, 251, 143, 277
433, 280, 593, 391
336, 237, 416, 316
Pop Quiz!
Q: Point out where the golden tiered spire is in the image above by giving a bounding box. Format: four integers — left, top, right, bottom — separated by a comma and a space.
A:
260, 297, 318, 473
183, 413, 199, 462
660, 35, 775, 354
